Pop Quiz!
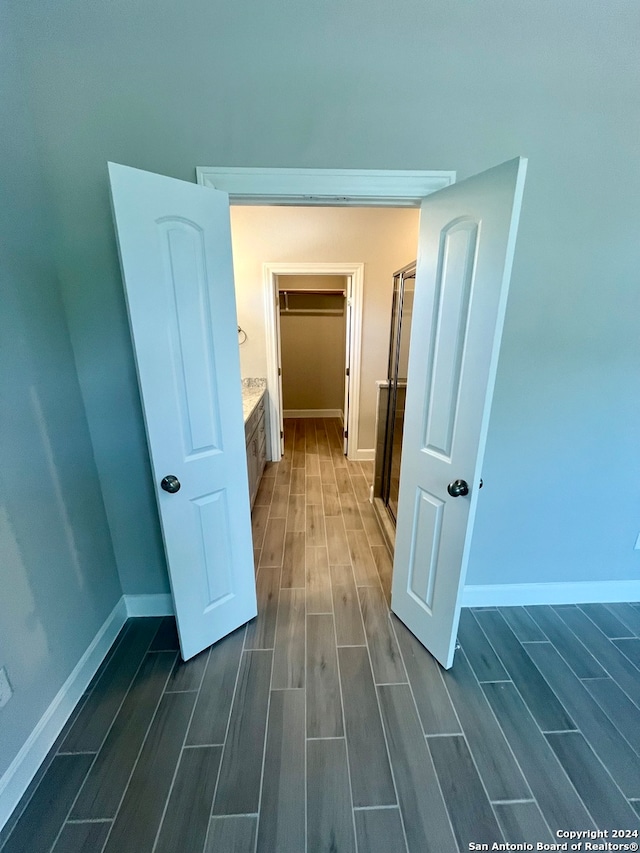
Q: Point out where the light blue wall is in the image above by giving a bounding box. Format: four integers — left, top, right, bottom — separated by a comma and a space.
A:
0, 5, 122, 780
10, 0, 640, 590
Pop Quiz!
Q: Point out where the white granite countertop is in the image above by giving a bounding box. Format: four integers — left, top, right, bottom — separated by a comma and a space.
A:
241, 378, 267, 422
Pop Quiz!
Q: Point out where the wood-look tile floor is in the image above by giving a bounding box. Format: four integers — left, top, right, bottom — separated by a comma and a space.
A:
4, 417, 640, 852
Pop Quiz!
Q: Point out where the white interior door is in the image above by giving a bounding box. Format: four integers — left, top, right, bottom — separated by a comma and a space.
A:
391, 157, 527, 669
108, 162, 257, 661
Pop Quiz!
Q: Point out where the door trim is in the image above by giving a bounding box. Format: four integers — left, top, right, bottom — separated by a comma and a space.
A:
196, 167, 455, 206
263, 262, 364, 461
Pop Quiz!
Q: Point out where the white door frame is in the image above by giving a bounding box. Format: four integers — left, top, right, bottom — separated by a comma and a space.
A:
195, 167, 456, 461
263, 262, 364, 461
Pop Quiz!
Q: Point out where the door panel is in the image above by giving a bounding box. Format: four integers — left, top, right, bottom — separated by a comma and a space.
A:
158, 219, 223, 454
194, 490, 233, 605
109, 163, 257, 660
407, 488, 443, 610
423, 219, 478, 458
391, 157, 527, 668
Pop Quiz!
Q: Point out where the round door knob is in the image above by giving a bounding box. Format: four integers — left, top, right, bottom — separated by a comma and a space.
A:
447, 479, 469, 497
160, 475, 181, 493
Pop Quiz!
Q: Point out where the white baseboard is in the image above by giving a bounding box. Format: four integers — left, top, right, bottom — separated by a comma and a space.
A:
461, 580, 640, 608
0, 597, 128, 832
283, 409, 343, 419
348, 448, 375, 462
0, 593, 175, 832
124, 593, 174, 617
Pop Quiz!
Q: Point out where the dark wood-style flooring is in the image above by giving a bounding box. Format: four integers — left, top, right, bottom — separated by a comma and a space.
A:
3, 417, 640, 852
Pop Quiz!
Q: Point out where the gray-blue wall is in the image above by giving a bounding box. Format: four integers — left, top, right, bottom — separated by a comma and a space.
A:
9, 0, 640, 595
0, 4, 122, 781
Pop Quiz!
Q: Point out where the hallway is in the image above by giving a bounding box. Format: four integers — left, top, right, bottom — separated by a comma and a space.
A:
3, 417, 640, 852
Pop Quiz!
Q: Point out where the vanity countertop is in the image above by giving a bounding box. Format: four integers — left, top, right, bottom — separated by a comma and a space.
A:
242, 378, 267, 423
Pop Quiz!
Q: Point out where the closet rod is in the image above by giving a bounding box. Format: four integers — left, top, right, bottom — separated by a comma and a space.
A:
278, 288, 346, 296
280, 309, 344, 316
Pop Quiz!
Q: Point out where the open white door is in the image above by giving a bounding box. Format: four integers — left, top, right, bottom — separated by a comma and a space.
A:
391, 157, 527, 669
108, 162, 257, 660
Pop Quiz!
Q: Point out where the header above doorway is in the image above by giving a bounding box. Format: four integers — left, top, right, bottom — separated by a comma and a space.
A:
195, 167, 456, 207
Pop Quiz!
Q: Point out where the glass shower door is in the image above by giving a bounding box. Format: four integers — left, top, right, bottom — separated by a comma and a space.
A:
380, 262, 416, 523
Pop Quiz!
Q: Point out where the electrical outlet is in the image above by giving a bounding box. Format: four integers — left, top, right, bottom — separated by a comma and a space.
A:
0, 667, 13, 708
635, 532, 640, 551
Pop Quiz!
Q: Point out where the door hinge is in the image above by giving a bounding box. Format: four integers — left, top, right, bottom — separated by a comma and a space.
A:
280, 430, 284, 439
278, 367, 282, 376
345, 367, 350, 376
344, 429, 348, 439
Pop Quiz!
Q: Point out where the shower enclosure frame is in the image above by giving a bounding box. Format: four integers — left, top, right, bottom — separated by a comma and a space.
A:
380, 260, 417, 524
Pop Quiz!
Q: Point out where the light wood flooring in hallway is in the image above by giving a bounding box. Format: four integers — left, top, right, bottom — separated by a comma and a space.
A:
3, 417, 640, 852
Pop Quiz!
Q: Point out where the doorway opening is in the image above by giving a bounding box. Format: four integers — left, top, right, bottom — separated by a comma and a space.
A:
278, 274, 349, 440
200, 167, 455, 467
262, 262, 365, 461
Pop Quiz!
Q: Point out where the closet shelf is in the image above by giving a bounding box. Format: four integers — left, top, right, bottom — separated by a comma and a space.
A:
279, 288, 346, 314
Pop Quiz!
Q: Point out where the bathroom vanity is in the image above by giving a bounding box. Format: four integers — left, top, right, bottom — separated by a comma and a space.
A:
242, 379, 267, 508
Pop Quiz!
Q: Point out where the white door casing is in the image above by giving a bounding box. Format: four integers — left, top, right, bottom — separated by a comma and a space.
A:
391, 157, 528, 669
196, 167, 455, 206
275, 291, 285, 455
343, 276, 353, 454
108, 162, 257, 661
